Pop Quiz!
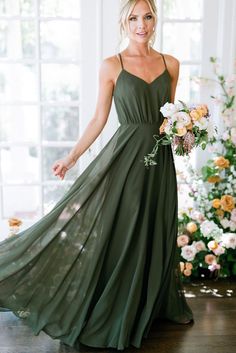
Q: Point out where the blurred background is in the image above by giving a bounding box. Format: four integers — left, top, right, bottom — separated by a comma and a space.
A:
0, 0, 235, 235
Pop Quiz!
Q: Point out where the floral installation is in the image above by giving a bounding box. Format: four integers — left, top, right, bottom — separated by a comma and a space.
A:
143, 100, 217, 167
8, 217, 22, 237
177, 57, 236, 281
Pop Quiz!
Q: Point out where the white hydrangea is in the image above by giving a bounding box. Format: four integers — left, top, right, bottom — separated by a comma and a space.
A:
200, 220, 223, 241
221, 233, 236, 249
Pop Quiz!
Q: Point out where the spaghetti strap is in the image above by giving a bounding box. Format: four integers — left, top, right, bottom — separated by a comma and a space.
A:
160, 53, 167, 70
118, 53, 124, 70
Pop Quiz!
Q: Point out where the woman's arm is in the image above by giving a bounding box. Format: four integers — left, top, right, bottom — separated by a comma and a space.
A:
165, 55, 180, 103
52, 58, 115, 180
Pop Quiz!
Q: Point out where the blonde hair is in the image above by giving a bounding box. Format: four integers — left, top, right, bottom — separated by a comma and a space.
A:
119, 0, 158, 46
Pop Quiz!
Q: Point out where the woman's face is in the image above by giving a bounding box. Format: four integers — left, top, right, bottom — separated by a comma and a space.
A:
126, 0, 155, 44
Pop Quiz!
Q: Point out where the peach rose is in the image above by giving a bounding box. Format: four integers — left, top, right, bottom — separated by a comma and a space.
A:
185, 122, 193, 130
180, 262, 185, 272
185, 262, 193, 270
214, 156, 230, 169
220, 195, 235, 212
207, 175, 221, 183
159, 118, 168, 134
183, 269, 192, 276
205, 254, 216, 265
189, 109, 202, 121
177, 234, 189, 247
212, 198, 221, 209
186, 221, 198, 233
176, 126, 187, 137
196, 104, 208, 116
8, 218, 22, 227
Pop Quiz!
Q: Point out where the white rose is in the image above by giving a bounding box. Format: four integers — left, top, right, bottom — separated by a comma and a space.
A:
221, 233, 236, 249
181, 245, 197, 261
194, 117, 209, 130
172, 112, 191, 126
160, 102, 181, 117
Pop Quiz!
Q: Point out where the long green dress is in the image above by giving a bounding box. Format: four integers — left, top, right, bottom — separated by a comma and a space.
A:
0, 53, 193, 350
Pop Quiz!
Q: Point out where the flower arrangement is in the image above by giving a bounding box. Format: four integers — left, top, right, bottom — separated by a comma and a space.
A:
144, 100, 217, 167
8, 217, 22, 237
177, 57, 236, 281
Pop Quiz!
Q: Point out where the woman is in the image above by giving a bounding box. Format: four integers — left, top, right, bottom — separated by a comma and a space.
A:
0, 0, 193, 351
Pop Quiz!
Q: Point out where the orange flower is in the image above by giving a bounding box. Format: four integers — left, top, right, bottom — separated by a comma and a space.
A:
180, 262, 185, 272
189, 109, 202, 121
185, 122, 193, 130
220, 195, 235, 212
185, 262, 193, 270
214, 156, 230, 169
207, 175, 221, 183
186, 221, 198, 233
183, 269, 192, 276
8, 218, 22, 227
216, 209, 224, 217
212, 198, 221, 209
205, 254, 216, 265
176, 127, 187, 137
196, 104, 208, 116
159, 118, 168, 134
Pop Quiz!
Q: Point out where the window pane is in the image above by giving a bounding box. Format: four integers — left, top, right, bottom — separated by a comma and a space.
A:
40, 20, 79, 60
0, 64, 37, 102
0, 0, 35, 16
163, 0, 203, 19
0, 106, 39, 143
0, 20, 36, 59
1, 146, 39, 183
41, 64, 79, 101
176, 65, 200, 103
40, 0, 80, 17
163, 23, 201, 61
43, 183, 72, 214
42, 147, 79, 181
42, 106, 79, 141
2, 185, 40, 219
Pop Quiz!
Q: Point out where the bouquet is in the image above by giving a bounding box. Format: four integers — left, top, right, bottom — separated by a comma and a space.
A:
144, 100, 217, 167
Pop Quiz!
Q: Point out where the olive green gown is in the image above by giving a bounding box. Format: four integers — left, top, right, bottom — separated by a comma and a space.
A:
0, 53, 193, 350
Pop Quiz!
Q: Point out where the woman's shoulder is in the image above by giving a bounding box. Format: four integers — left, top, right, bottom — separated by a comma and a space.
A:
161, 53, 180, 69
99, 54, 121, 83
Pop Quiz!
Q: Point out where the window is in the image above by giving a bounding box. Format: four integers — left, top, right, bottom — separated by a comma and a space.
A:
0, 0, 80, 221
155, 0, 204, 210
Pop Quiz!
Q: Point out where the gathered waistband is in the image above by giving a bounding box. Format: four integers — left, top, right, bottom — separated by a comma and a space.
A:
119, 122, 160, 125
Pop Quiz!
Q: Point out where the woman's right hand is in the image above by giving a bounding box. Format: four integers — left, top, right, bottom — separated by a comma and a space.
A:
52, 156, 76, 180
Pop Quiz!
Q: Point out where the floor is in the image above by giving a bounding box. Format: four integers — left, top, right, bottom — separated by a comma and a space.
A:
0, 279, 235, 353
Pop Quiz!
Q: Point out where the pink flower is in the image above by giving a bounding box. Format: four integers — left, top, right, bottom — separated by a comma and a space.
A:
230, 208, 236, 222
177, 234, 189, 247
208, 263, 221, 271
205, 254, 216, 265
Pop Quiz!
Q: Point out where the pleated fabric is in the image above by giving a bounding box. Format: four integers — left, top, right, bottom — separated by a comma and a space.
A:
0, 63, 193, 350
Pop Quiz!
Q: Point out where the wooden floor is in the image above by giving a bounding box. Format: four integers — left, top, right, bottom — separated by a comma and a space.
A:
0, 279, 235, 353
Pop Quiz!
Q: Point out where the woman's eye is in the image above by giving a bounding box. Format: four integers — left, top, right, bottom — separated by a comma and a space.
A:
129, 17, 137, 21
145, 15, 153, 20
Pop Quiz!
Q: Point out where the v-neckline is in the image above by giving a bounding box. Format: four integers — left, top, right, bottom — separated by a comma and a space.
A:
114, 68, 168, 93
123, 68, 168, 85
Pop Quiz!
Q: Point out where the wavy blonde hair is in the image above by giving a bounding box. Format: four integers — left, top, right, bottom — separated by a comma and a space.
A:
119, 0, 158, 46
